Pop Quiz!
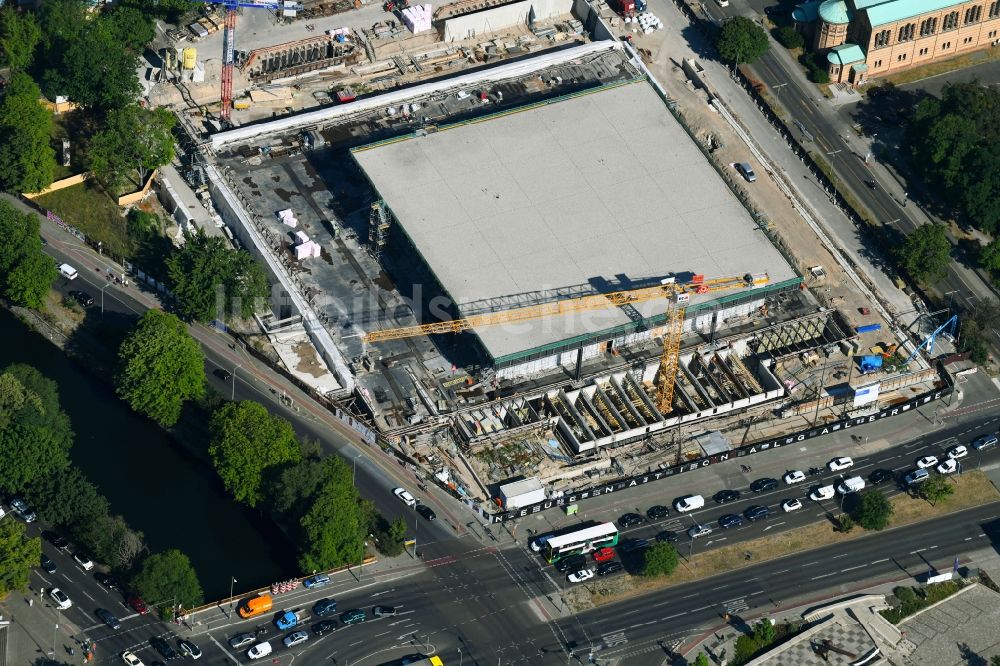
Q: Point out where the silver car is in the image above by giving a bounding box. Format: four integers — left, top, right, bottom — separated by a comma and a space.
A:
282, 631, 309, 648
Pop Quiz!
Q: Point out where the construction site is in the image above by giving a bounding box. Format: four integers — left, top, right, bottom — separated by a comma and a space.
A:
157, 0, 955, 513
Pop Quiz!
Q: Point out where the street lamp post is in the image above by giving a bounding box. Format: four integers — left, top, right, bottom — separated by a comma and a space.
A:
458, 648, 463, 666
101, 282, 110, 314
229, 576, 237, 618
232, 365, 241, 401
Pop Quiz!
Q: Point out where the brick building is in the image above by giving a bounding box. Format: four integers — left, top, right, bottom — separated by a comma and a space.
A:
793, 0, 1000, 84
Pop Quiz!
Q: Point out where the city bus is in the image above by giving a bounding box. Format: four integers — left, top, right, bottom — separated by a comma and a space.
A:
543, 522, 619, 563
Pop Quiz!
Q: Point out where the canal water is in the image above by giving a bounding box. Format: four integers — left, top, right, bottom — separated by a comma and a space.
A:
0, 307, 296, 599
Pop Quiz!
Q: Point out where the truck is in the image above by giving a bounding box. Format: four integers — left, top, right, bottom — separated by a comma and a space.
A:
274, 608, 305, 630
610, 0, 635, 15
237, 594, 272, 619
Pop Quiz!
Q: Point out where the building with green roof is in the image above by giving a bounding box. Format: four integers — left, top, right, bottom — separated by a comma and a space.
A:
791, 0, 1000, 85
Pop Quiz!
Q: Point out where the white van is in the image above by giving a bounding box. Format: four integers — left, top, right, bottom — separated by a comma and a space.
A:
674, 494, 705, 512
247, 642, 272, 660
836, 476, 865, 495
58, 263, 78, 280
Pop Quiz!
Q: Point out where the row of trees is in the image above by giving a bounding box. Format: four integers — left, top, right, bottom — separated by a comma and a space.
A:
0, 360, 203, 608
0, 200, 57, 309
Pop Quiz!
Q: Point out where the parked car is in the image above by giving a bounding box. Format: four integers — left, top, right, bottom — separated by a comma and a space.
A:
937, 459, 959, 474
718, 514, 743, 529
869, 468, 894, 485
229, 634, 256, 650
392, 487, 417, 507
10, 498, 36, 522
973, 434, 998, 451
282, 631, 309, 648
47, 533, 70, 551
947, 445, 968, 459
303, 574, 330, 589
597, 561, 624, 576
744, 505, 770, 521
617, 513, 644, 528
674, 495, 705, 512
373, 605, 396, 617
529, 535, 551, 553
128, 595, 148, 614
735, 161, 757, 182
121, 651, 144, 666
96, 609, 121, 630
781, 498, 802, 512
247, 642, 272, 660
713, 489, 741, 504
555, 554, 587, 573
567, 569, 595, 583
828, 456, 854, 472
645, 505, 669, 520
339, 609, 366, 625
619, 538, 649, 553
313, 598, 337, 617
656, 530, 679, 543
150, 636, 177, 660
49, 588, 72, 610
688, 524, 713, 539
809, 485, 835, 501
592, 547, 616, 562
73, 552, 95, 570
916, 455, 939, 469
905, 468, 930, 485
782, 470, 806, 485
311, 621, 336, 636
177, 639, 201, 659
415, 504, 437, 521
70, 290, 95, 307
750, 478, 779, 493
40, 554, 56, 574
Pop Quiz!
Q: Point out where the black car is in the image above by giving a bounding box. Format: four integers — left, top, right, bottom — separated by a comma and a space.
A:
619, 538, 649, 553
718, 513, 743, 529
555, 554, 587, 573
96, 608, 121, 630
229, 633, 256, 649
744, 505, 770, 521
70, 291, 95, 307
655, 530, 679, 543
869, 468, 894, 485
618, 512, 644, 528
713, 489, 742, 504
94, 572, 122, 593
373, 605, 396, 617
596, 561, 624, 576
45, 532, 70, 551
646, 505, 670, 520
311, 620, 336, 636
750, 478, 779, 493
150, 636, 178, 660
40, 554, 56, 574
313, 598, 338, 617
415, 504, 436, 521
213, 368, 233, 381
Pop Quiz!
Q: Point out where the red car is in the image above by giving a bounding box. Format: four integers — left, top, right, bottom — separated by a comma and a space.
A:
127, 594, 148, 615
593, 547, 616, 562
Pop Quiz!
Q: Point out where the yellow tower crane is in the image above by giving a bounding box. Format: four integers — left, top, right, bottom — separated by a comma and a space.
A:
362, 272, 770, 414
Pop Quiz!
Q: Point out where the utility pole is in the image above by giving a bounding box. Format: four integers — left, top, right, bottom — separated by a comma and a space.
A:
231, 365, 241, 401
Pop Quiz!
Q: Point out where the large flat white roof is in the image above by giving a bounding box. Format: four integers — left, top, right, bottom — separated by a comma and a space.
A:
352, 79, 797, 362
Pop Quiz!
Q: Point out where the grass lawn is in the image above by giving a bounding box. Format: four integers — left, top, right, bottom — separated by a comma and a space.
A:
573, 471, 1000, 609
869, 47, 1000, 90
35, 182, 133, 257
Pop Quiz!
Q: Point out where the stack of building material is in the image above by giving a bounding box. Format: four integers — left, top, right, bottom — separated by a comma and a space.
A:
293, 230, 322, 259
277, 208, 298, 227
401, 4, 433, 34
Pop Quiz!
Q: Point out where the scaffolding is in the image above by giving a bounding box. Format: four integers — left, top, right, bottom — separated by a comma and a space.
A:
368, 201, 390, 257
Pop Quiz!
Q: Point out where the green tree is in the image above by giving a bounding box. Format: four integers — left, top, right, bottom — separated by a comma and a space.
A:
642, 542, 680, 577
775, 26, 804, 50
991, 655, 1000, 666
131, 549, 204, 611
267, 441, 328, 515
298, 458, 367, 571
26, 466, 108, 532
0, 363, 73, 494
166, 229, 270, 323
733, 634, 761, 663
116, 310, 205, 427
0, 73, 56, 193
0, 6, 41, 72
0, 202, 57, 308
693, 654, 711, 666
852, 490, 893, 530
981, 239, 1000, 272
960, 147, 1000, 234
82, 515, 146, 571
89, 104, 175, 191
716, 16, 769, 65
753, 619, 776, 644
0, 518, 41, 596
106, 4, 155, 52
209, 401, 302, 507
917, 475, 955, 505
838, 513, 854, 532
897, 223, 951, 284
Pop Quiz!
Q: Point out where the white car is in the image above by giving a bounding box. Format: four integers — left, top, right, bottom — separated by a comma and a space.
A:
916, 455, 939, 469
827, 457, 854, 472
937, 459, 959, 474
687, 524, 713, 539
781, 498, 803, 512
73, 552, 94, 570
393, 487, 417, 507
567, 569, 594, 583
529, 536, 550, 553
783, 470, 806, 485
947, 445, 968, 460
121, 651, 144, 666
809, 485, 835, 501
49, 588, 72, 610
282, 631, 309, 648
247, 642, 273, 660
